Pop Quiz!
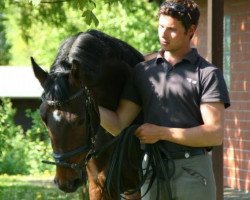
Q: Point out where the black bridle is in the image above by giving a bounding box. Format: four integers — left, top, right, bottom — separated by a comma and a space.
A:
42, 145, 91, 170
41, 84, 99, 172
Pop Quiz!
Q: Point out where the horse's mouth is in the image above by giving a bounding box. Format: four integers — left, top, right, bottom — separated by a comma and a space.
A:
56, 178, 84, 193
60, 186, 79, 193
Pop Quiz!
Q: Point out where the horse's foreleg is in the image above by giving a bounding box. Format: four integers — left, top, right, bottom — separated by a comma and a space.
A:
87, 163, 103, 200
88, 182, 102, 200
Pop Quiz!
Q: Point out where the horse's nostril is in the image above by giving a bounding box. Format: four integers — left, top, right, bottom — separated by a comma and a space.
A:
73, 178, 82, 188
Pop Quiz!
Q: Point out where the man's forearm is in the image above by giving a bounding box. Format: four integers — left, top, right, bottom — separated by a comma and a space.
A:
99, 106, 122, 136
135, 123, 224, 147
162, 124, 224, 147
135, 102, 225, 147
98, 100, 141, 137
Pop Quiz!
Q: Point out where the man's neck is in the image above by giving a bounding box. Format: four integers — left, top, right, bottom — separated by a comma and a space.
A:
164, 47, 191, 66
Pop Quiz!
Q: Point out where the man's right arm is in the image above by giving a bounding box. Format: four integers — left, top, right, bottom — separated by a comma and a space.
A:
98, 99, 141, 136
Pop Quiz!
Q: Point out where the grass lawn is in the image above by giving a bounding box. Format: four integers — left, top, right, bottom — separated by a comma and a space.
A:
0, 174, 88, 200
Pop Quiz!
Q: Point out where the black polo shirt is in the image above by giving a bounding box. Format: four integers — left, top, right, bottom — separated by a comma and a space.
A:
122, 48, 230, 152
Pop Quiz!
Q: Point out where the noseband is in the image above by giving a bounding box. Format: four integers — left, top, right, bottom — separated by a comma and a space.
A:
42, 84, 98, 172
42, 145, 91, 170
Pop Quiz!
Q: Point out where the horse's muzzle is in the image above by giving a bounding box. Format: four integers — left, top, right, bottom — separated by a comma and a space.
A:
54, 176, 83, 193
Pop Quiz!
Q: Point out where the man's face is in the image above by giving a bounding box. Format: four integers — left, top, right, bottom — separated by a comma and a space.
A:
158, 15, 192, 52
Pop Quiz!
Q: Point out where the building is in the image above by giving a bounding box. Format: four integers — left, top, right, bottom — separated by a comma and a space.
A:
0, 66, 43, 130
194, 0, 250, 192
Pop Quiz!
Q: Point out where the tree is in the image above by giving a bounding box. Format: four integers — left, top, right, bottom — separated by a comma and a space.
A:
2, 0, 163, 33
2, 0, 163, 66
0, 13, 11, 65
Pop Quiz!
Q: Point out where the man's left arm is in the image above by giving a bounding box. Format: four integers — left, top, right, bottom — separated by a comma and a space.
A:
135, 102, 225, 147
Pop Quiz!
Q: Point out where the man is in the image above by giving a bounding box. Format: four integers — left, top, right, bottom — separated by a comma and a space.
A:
99, 0, 230, 199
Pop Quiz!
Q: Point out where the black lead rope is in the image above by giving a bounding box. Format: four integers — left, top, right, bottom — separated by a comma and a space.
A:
144, 144, 175, 200
104, 125, 175, 200
104, 125, 142, 199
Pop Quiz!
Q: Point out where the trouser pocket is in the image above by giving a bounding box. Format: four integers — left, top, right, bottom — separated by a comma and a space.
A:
182, 166, 207, 186
172, 155, 216, 200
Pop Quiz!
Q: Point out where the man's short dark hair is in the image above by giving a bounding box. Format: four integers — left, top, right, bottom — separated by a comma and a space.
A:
158, 0, 200, 32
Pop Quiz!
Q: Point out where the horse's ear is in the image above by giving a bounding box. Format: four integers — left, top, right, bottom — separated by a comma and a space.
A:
70, 59, 84, 85
31, 57, 48, 86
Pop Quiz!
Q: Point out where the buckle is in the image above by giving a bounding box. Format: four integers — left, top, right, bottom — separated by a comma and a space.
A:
184, 152, 190, 158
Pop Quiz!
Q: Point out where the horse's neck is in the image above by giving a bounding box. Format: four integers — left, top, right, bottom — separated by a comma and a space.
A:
92, 127, 115, 163
88, 59, 131, 110
96, 127, 114, 142
87, 85, 118, 111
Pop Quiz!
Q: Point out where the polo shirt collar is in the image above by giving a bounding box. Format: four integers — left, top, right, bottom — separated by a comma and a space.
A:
156, 50, 165, 64
156, 48, 199, 65
183, 48, 199, 64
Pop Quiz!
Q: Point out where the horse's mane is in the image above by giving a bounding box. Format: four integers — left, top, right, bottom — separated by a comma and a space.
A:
43, 29, 144, 104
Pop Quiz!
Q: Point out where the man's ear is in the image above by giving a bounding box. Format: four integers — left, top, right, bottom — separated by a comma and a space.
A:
31, 57, 48, 87
188, 24, 197, 39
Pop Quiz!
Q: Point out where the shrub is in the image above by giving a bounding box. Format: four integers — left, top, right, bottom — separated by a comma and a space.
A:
0, 99, 53, 175
0, 98, 28, 174
0, 99, 23, 156
25, 109, 53, 174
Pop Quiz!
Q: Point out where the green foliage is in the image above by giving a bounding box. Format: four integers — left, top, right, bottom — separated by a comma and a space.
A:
0, 99, 23, 157
0, 99, 28, 174
92, 0, 160, 54
25, 109, 48, 142
14, 0, 140, 27
3, 0, 160, 66
0, 99, 53, 175
82, 9, 99, 26
0, 14, 11, 65
0, 134, 30, 174
25, 109, 53, 174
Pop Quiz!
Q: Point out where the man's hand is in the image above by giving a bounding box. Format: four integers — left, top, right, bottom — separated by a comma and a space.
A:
135, 123, 163, 144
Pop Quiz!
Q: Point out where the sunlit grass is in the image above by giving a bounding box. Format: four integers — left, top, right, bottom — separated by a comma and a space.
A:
0, 174, 87, 200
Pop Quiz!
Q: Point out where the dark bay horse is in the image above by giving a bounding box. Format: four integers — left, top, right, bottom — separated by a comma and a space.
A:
31, 29, 156, 200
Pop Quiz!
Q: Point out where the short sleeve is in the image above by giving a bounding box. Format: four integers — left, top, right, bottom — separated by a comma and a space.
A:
200, 68, 230, 108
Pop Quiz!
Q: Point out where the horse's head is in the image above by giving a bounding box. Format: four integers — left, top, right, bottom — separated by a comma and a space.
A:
31, 57, 99, 193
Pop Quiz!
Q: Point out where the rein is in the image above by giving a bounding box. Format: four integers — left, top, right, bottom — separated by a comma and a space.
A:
104, 125, 175, 200
42, 145, 91, 170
